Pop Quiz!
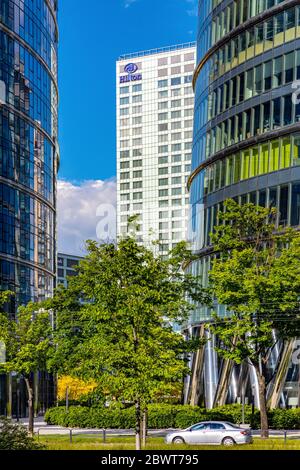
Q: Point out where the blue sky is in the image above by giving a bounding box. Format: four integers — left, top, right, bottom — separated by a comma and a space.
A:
58, 0, 197, 182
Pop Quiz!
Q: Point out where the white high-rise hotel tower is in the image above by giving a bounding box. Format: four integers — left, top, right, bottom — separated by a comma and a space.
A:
116, 43, 196, 253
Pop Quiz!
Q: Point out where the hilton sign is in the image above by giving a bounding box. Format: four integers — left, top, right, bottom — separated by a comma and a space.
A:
120, 63, 142, 83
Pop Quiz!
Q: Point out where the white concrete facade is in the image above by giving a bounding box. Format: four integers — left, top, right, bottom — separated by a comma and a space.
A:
116, 43, 196, 255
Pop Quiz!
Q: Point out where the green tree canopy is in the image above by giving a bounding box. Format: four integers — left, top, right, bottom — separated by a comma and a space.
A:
209, 199, 300, 438
45, 238, 208, 449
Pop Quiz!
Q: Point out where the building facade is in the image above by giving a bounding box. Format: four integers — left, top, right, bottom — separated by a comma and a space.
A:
57, 252, 83, 287
0, 0, 59, 416
186, 0, 300, 409
116, 44, 196, 255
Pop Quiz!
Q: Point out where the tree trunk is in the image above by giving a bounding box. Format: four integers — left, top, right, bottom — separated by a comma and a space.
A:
24, 377, 34, 436
255, 370, 269, 438
142, 408, 147, 448
135, 400, 142, 450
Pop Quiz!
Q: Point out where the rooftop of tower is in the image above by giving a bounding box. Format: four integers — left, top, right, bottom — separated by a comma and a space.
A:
118, 41, 196, 60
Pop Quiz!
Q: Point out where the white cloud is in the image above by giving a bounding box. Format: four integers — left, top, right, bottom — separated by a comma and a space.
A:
124, 0, 138, 8
185, 0, 198, 16
57, 179, 117, 257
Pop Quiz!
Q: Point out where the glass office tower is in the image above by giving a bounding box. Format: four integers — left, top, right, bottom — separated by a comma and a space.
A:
187, 0, 300, 409
0, 0, 58, 416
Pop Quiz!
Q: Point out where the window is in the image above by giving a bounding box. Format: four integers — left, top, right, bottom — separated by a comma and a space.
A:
172, 100, 181, 108
133, 159, 142, 167
159, 123, 168, 131
120, 97, 129, 105
285, 52, 294, 83
158, 90, 168, 98
172, 176, 181, 185
132, 106, 142, 114
158, 145, 168, 153
158, 113, 168, 121
171, 165, 181, 173
120, 161, 130, 169
171, 66, 181, 75
158, 156, 168, 164
133, 170, 142, 178
273, 56, 283, 87
158, 167, 168, 175
158, 101, 168, 110
120, 108, 129, 116
133, 149, 142, 157
159, 178, 168, 186
272, 97, 281, 129
132, 116, 142, 125
159, 189, 168, 197
172, 155, 181, 163
172, 143, 181, 152
264, 61, 272, 91
133, 192, 142, 200
171, 121, 181, 130
159, 211, 168, 219
120, 86, 129, 94
132, 84, 142, 92
184, 75, 192, 84
132, 94, 142, 103
171, 111, 181, 119
133, 181, 142, 189
171, 55, 181, 64
120, 172, 130, 180
171, 77, 181, 86
158, 57, 168, 66
120, 150, 130, 158
158, 79, 168, 88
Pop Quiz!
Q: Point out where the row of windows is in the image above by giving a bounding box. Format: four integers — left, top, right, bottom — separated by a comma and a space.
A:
158, 109, 194, 120
120, 140, 192, 153
0, 260, 54, 307
157, 63, 194, 77
158, 98, 194, 109
196, 6, 300, 98
158, 76, 193, 88
191, 182, 300, 256
158, 86, 193, 98
191, 135, 300, 205
120, 94, 142, 106
120, 84, 142, 95
158, 120, 193, 132
193, 93, 299, 168
120, 105, 142, 116
198, 0, 287, 63
158, 154, 191, 164
195, 49, 300, 129
157, 52, 195, 66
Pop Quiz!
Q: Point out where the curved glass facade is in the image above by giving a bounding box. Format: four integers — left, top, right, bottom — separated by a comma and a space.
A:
0, 0, 58, 313
186, 0, 300, 409
0, 0, 58, 416
190, 0, 300, 324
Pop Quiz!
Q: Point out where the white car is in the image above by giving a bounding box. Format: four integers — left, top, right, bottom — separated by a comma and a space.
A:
165, 421, 253, 446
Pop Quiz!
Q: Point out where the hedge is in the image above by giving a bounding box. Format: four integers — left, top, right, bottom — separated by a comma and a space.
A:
45, 403, 264, 429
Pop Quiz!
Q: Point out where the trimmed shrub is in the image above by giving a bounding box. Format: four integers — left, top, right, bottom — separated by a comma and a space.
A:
44, 403, 300, 430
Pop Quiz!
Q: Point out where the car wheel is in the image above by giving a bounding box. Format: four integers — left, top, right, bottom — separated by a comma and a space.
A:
172, 436, 185, 444
222, 437, 235, 446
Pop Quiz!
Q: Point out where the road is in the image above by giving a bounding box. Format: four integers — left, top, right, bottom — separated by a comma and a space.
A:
14, 418, 300, 439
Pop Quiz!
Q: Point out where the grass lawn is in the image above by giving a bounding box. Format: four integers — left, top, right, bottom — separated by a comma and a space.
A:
38, 435, 300, 451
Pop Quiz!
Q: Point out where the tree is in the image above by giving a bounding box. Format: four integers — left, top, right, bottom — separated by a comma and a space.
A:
208, 199, 300, 438
0, 302, 54, 435
0, 417, 44, 450
45, 238, 207, 450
